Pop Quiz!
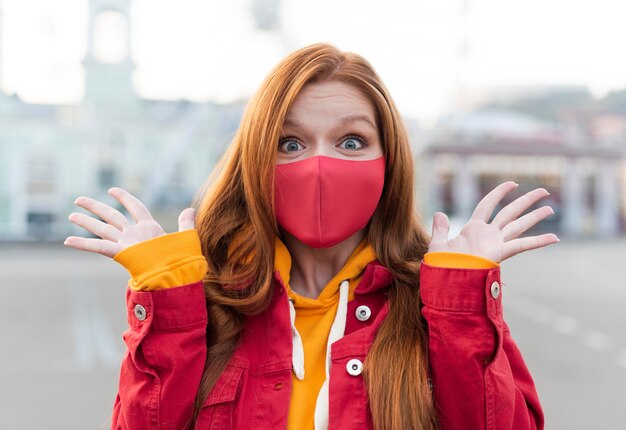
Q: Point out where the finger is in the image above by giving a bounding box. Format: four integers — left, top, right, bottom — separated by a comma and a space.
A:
491, 188, 550, 229
63, 236, 121, 258
108, 187, 154, 224
501, 205, 555, 241
178, 208, 196, 231
430, 212, 450, 243
74, 196, 131, 229
470, 181, 518, 223
68, 212, 121, 241
500, 233, 559, 261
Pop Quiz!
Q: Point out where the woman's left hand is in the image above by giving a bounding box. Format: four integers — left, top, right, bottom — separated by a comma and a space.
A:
428, 181, 559, 263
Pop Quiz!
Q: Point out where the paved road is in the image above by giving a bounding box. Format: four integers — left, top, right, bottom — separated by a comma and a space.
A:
0, 238, 624, 429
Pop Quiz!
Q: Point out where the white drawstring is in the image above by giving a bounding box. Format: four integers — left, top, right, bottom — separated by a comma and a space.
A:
313, 279, 350, 430
289, 298, 305, 380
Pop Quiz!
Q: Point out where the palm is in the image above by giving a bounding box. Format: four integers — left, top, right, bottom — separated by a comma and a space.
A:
114, 219, 166, 251
64, 187, 195, 258
428, 181, 559, 263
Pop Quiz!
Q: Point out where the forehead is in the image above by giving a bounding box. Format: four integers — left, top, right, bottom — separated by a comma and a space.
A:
284, 81, 376, 123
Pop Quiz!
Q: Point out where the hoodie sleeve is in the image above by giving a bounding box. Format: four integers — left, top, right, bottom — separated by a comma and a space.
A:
424, 251, 499, 269
113, 229, 209, 291
419, 262, 544, 430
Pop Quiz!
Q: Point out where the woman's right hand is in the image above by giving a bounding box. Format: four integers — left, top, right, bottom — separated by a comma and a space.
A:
64, 187, 196, 258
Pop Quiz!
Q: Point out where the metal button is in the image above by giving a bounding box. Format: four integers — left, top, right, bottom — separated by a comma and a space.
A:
355, 305, 372, 322
134, 304, 147, 321
346, 358, 363, 376
490, 281, 501, 299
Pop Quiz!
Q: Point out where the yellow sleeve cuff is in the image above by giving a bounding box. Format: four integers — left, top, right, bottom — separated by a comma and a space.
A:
424, 252, 499, 269
113, 229, 209, 291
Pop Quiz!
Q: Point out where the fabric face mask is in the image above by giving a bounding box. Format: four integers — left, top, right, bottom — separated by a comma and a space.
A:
274, 155, 386, 248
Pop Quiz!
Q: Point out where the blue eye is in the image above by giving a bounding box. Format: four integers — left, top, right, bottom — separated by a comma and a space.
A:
339, 136, 364, 150
279, 139, 304, 153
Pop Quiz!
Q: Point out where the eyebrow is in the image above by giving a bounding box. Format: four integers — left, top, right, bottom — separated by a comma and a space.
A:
283, 114, 377, 130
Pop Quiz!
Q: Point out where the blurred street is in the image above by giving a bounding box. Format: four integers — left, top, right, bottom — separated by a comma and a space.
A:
0, 238, 625, 429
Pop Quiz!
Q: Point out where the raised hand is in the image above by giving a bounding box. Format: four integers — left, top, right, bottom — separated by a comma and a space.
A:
64, 187, 196, 258
428, 181, 559, 263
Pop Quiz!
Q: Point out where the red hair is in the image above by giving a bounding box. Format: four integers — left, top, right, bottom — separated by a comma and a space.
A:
190, 43, 438, 429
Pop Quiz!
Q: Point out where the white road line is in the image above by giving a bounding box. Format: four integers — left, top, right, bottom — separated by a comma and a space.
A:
71, 280, 123, 370
92, 305, 123, 368
581, 329, 613, 353
508, 294, 625, 366
72, 282, 96, 370
527, 303, 553, 325
552, 315, 580, 337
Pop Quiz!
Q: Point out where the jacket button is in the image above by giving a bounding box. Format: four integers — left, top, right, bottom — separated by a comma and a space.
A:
346, 359, 363, 376
355, 305, 371, 322
490, 281, 501, 299
134, 304, 147, 321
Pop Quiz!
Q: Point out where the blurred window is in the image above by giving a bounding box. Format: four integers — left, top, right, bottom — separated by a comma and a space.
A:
27, 154, 56, 194
27, 212, 54, 239
98, 167, 117, 189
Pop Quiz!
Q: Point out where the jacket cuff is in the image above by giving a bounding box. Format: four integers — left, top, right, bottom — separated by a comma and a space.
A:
420, 262, 503, 316
113, 229, 209, 291
424, 252, 499, 269
125, 281, 208, 333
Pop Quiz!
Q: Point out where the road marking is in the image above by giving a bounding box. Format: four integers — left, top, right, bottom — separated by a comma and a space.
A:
72, 284, 96, 370
71, 280, 123, 370
507, 294, 624, 368
581, 329, 613, 353
552, 314, 580, 337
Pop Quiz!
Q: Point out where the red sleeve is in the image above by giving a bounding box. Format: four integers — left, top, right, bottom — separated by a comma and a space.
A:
111, 281, 208, 430
420, 262, 544, 430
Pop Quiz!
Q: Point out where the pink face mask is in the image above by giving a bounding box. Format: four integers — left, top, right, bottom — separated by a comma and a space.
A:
274, 155, 386, 248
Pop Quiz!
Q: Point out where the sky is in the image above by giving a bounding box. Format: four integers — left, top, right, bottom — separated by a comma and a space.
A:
1, 0, 626, 123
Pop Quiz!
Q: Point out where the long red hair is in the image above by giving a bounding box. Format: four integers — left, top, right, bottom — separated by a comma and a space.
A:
190, 43, 438, 429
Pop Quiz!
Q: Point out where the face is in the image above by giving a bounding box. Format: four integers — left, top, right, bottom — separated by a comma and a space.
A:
276, 81, 384, 164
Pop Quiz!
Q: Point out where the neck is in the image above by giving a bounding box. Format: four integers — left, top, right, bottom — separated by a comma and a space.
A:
279, 228, 366, 299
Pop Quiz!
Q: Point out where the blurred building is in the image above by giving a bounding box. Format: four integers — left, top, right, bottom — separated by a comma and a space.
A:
420, 98, 626, 238
0, 0, 247, 241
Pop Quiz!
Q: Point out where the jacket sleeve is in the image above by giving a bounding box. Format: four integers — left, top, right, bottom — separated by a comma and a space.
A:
110, 231, 210, 429
419, 262, 544, 430
111, 282, 208, 429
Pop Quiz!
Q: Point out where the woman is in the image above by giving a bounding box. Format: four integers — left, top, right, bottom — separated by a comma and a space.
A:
65, 43, 555, 429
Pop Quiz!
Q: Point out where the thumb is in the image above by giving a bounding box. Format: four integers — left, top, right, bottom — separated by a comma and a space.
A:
178, 208, 196, 231
430, 212, 450, 244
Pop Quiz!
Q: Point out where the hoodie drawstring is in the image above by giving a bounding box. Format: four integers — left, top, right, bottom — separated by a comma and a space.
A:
289, 298, 305, 380
313, 279, 350, 430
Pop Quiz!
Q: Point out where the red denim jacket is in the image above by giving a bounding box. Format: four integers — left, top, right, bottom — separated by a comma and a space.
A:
111, 260, 544, 429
